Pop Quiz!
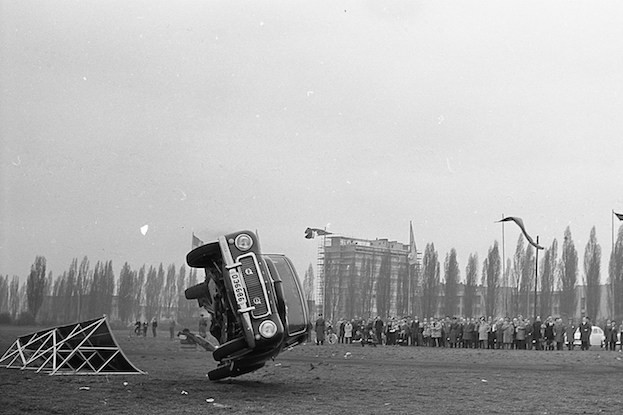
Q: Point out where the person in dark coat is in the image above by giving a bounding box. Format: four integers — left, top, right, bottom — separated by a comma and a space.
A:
532, 316, 542, 350
448, 317, 461, 348
579, 316, 592, 351
374, 316, 384, 346
607, 321, 618, 351
604, 320, 612, 351
315, 314, 326, 345
565, 319, 576, 350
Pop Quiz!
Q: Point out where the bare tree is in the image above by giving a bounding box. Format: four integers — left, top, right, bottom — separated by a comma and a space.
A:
444, 249, 459, 317
163, 263, 177, 318
482, 241, 501, 318
9, 276, 20, 318
520, 244, 534, 317
144, 265, 164, 320
539, 239, 558, 318
26, 255, 47, 319
135, 265, 146, 320
584, 226, 601, 321
464, 253, 479, 318
560, 226, 578, 319
511, 236, 525, 317
421, 243, 440, 318
0, 275, 9, 314
118, 262, 136, 323
610, 225, 623, 320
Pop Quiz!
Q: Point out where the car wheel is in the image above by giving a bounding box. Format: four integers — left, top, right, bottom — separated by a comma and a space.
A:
213, 337, 248, 361
207, 363, 234, 381
230, 362, 265, 377
187, 243, 220, 268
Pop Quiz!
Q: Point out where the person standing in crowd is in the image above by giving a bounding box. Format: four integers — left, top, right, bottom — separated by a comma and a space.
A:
315, 313, 326, 345
338, 319, 346, 344
532, 316, 542, 350
463, 318, 474, 348
430, 318, 442, 347
565, 318, 576, 350
604, 320, 612, 351
544, 316, 555, 350
344, 320, 353, 344
487, 316, 496, 349
374, 316, 384, 346
607, 320, 618, 351
579, 316, 592, 350
134, 320, 141, 336
411, 317, 420, 346
495, 318, 504, 349
478, 317, 490, 349
151, 317, 158, 337
515, 318, 526, 349
422, 318, 431, 346
525, 318, 533, 350
471, 318, 479, 348
448, 317, 461, 348
502, 318, 514, 349
553, 317, 565, 350
142, 321, 148, 337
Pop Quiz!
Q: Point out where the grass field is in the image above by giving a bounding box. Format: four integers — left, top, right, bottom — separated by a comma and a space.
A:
1, 324, 622, 414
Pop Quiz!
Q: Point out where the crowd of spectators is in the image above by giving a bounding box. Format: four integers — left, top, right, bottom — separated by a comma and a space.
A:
319, 315, 623, 351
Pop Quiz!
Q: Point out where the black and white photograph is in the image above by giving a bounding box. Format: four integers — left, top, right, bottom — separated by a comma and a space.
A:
1, 1, 623, 413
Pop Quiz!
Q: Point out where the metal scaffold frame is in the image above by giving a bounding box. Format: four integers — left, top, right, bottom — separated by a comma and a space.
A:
0, 316, 145, 376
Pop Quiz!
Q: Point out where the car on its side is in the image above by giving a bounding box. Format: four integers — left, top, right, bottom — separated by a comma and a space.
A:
184, 230, 311, 380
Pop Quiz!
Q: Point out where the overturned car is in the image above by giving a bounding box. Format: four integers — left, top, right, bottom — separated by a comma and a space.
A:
184, 230, 311, 380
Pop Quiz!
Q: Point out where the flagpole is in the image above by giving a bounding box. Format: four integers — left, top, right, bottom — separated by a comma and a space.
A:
408, 221, 411, 317
612, 210, 615, 319
534, 236, 539, 321
501, 213, 506, 315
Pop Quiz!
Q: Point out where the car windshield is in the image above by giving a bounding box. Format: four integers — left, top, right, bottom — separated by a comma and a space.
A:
266, 254, 308, 336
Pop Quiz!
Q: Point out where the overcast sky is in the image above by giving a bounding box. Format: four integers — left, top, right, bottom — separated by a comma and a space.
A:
2, 1, 622, 285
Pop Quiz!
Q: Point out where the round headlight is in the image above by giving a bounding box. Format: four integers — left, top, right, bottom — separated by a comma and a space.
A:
235, 234, 253, 251
259, 320, 278, 338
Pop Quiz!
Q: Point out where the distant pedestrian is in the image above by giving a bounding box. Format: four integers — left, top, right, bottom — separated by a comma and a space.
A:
565, 319, 576, 350
344, 320, 353, 344
579, 316, 592, 351
315, 314, 326, 345
607, 321, 618, 351
151, 317, 158, 337
142, 321, 148, 337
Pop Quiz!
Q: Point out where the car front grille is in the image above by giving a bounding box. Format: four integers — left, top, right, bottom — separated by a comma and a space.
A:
238, 254, 269, 318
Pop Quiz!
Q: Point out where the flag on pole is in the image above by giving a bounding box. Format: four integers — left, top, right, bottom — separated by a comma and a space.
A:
304, 227, 332, 239
496, 216, 544, 250
408, 221, 418, 265
614, 211, 623, 221
192, 233, 204, 249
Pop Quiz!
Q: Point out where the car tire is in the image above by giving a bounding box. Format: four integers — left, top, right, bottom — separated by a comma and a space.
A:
213, 337, 248, 361
184, 281, 208, 300
207, 364, 233, 381
230, 362, 265, 378
187, 243, 220, 268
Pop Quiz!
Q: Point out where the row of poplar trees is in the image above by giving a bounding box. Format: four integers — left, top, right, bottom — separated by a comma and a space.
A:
0, 257, 201, 326
421, 225, 623, 322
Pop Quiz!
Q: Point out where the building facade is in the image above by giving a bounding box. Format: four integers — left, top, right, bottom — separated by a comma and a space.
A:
317, 235, 417, 322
